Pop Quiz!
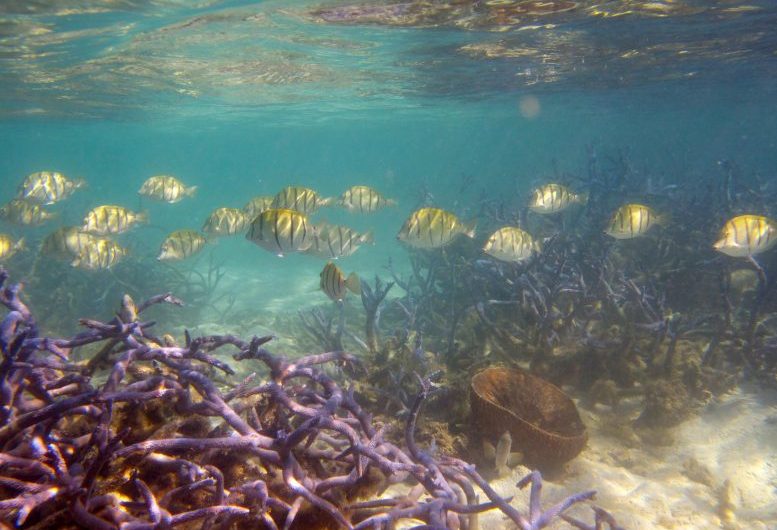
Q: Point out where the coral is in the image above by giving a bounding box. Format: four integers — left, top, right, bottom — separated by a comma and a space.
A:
0, 268, 618, 530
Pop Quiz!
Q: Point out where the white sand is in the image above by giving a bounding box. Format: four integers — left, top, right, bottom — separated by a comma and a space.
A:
478, 385, 777, 529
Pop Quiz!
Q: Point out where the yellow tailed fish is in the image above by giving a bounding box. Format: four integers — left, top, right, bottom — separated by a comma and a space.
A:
139, 175, 197, 203
202, 207, 249, 236
17, 171, 86, 205
528, 183, 586, 214
0, 235, 24, 261
246, 208, 315, 257
157, 230, 207, 261
82, 205, 148, 235
339, 185, 397, 213
320, 261, 361, 302
0, 199, 56, 226
271, 186, 332, 214
304, 222, 374, 259
242, 196, 274, 220
42, 227, 103, 261
605, 203, 664, 239
397, 207, 476, 249
71, 239, 128, 270
483, 226, 539, 263
714, 214, 777, 258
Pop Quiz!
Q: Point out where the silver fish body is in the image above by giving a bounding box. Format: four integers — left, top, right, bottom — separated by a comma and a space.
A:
528, 183, 585, 214
320, 261, 361, 302
483, 226, 538, 263
82, 205, 148, 235
139, 175, 197, 203
605, 203, 662, 239
714, 214, 777, 258
304, 222, 373, 259
246, 208, 315, 257
157, 230, 207, 261
0, 235, 24, 261
71, 239, 128, 270
42, 226, 103, 261
202, 207, 249, 236
339, 185, 396, 213
17, 171, 85, 205
271, 186, 332, 214
242, 196, 274, 220
397, 207, 476, 249
0, 199, 55, 226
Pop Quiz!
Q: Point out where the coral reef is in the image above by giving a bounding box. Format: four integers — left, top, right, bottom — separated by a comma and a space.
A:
0, 268, 620, 529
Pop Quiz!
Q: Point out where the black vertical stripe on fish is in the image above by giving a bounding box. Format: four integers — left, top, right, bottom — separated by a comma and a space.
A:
273, 212, 282, 253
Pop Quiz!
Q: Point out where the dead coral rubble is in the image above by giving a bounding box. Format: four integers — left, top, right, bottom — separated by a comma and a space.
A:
0, 268, 618, 529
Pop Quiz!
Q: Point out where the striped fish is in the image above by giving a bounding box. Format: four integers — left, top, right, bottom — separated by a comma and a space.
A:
82, 205, 148, 235
271, 186, 332, 214
397, 207, 476, 249
246, 208, 315, 257
483, 226, 538, 263
42, 227, 103, 261
320, 261, 361, 302
202, 207, 249, 236
0, 199, 56, 226
71, 239, 128, 270
528, 183, 586, 214
304, 222, 373, 259
157, 230, 207, 261
139, 175, 197, 203
17, 171, 85, 205
714, 214, 777, 258
242, 196, 274, 220
339, 185, 396, 213
0, 235, 24, 261
605, 203, 663, 239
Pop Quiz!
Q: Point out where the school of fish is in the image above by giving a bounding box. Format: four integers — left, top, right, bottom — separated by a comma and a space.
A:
1, 172, 775, 303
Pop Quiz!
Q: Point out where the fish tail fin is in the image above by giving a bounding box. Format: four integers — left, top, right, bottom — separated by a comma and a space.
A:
386, 198, 398, 207
575, 192, 589, 206
656, 211, 671, 226
361, 230, 375, 245
135, 210, 150, 225
14, 238, 26, 252
186, 185, 198, 198
320, 197, 335, 207
346, 272, 362, 295
463, 219, 477, 239
74, 178, 88, 189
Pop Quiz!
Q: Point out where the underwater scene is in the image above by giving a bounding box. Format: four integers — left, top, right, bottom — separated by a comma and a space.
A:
2, 0, 777, 528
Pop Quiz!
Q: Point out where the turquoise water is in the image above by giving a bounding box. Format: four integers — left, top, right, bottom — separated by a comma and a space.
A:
1, 0, 777, 330
3, 2, 777, 528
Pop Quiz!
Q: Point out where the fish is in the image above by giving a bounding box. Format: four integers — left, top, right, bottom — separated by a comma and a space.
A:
0, 235, 24, 261
713, 214, 777, 258
157, 230, 207, 261
42, 226, 103, 261
304, 222, 374, 259
117, 294, 139, 323
71, 239, 128, 270
605, 203, 663, 239
397, 207, 476, 249
271, 186, 332, 214
320, 261, 362, 302
0, 199, 56, 226
242, 196, 274, 220
17, 171, 85, 205
139, 175, 197, 203
202, 207, 249, 236
483, 226, 538, 263
528, 183, 586, 214
246, 208, 315, 257
339, 185, 396, 213
82, 205, 148, 235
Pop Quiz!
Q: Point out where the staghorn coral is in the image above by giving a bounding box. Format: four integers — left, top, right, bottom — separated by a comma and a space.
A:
0, 267, 619, 530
